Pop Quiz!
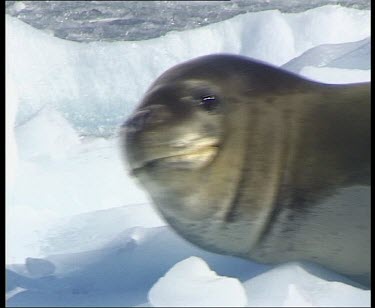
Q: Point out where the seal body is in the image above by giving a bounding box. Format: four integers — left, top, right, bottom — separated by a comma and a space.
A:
122, 54, 370, 287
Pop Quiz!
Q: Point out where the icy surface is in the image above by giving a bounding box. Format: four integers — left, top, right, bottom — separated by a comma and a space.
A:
5, 75, 19, 189
6, 226, 269, 307
148, 257, 247, 307
244, 263, 370, 307
15, 106, 81, 161
6, 4, 371, 307
299, 66, 370, 83
282, 37, 370, 72
6, 5, 370, 136
6, 135, 153, 263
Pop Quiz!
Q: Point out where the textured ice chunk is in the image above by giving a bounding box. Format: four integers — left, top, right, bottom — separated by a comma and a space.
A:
148, 256, 247, 307
244, 262, 370, 307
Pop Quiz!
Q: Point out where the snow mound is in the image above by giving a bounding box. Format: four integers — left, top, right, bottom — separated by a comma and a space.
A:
148, 256, 247, 307
7, 135, 152, 263
244, 262, 371, 307
40, 205, 165, 256
15, 106, 81, 161
299, 66, 370, 83
284, 5, 369, 53
6, 226, 268, 306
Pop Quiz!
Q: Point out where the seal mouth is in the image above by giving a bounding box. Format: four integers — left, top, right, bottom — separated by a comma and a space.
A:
131, 144, 220, 175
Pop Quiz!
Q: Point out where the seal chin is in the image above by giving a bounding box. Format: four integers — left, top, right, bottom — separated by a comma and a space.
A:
131, 144, 219, 175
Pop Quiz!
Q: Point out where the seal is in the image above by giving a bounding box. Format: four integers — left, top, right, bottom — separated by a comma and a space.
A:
121, 54, 370, 288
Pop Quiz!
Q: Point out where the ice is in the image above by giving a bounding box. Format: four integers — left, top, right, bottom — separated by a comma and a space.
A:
6, 203, 60, 264
299, 66, 370, 83
9, 136, 149, 219
148, 257, 247, 307
6, 225, 269, 306
284, 5, 370, 54
282, 36, 371, 83
282, 37, 370, 73
5, 75, 19, 189
282, 284, 314, 307
6, 225, 366, 306
6, 5, 370, 136
15, 106, 81, 161
5, 287, 26, 302
6, 135, 154, 263
243, 262, 371, 307
38, 204, 165, 256
6, 3, 371, 307
25, 257, 56, 278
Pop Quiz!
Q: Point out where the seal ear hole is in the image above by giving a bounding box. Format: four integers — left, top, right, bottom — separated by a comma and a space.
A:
199, 95, 220, 112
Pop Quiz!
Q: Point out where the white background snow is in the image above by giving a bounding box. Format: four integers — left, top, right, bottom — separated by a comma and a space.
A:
6, 5, 370, 307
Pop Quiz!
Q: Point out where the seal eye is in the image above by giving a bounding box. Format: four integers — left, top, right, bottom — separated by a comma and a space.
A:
199, 95, 219, 112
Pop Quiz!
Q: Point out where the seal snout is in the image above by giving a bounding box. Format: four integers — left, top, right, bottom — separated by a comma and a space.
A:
124, 109, 152, 134
124, 104, 171, 134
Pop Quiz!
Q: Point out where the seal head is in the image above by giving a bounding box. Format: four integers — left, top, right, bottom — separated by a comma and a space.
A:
122, 54, 370, 287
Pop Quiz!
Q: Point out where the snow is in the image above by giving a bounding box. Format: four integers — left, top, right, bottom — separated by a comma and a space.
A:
243, 262, 370, 307
282, 37, 370, 72
6, 4, 371, 307
6, 5, 370, 136
6, 137, 156, 263
148, 257, 247, 307
5, 75, 19, 189
15, 106, 81, 161
299, 66, 370, 84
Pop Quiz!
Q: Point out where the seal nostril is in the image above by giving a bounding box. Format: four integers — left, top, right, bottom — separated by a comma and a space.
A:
125, 109, 152, 133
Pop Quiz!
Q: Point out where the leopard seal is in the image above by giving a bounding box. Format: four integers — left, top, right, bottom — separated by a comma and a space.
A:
121, 54, 370, 287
